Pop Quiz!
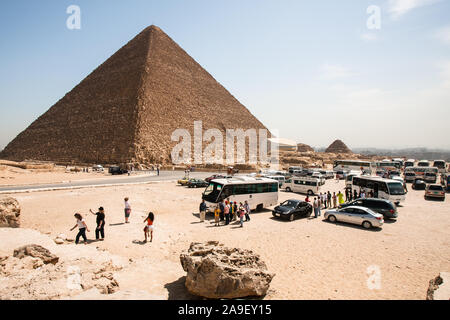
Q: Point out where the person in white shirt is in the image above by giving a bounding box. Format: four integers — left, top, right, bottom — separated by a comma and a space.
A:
70, 213, 90, 245
124, 197, 131, 223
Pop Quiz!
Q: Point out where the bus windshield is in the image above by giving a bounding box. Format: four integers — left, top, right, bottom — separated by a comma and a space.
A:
202, 182, 223, 203
387, 182, 405, 195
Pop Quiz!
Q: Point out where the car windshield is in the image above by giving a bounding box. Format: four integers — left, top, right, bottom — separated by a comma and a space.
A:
202, 182, 223, 202
281, 200, 298, 208
388, 182, 406, 195
429, 185, 443, 191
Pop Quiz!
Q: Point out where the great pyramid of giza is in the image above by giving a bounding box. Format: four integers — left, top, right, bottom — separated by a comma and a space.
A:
0, 26, 268, 165
325, 139, 352, 154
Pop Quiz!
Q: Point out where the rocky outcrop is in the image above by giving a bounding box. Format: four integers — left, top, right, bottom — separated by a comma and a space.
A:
427, 273, 450, 300
180, 241, 274, 299
13, 244, 59, 265
1, 247, 122, 299
325, 140, 352, 154
0, 196, 21, 228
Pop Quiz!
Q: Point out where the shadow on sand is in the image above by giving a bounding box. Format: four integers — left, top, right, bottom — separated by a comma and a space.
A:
164, 276, 198, 300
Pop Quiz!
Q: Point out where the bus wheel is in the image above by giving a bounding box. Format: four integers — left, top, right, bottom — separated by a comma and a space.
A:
362, 221, 372, 229
286, 187, 292, 192
256, 204, 263, 212
308, 190, 314, 196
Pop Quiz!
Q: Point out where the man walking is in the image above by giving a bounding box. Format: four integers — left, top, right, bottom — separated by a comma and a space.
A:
90, 207, 105, 241
313, 197, 319, 218
244, 200, 251, 222
199, 200, 207, 222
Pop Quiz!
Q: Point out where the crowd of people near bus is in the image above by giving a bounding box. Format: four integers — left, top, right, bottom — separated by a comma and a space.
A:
199, 198, 250, 228
69, 197, 155, 245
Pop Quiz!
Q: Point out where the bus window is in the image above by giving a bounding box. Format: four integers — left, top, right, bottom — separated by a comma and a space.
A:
387, 182, 405, 195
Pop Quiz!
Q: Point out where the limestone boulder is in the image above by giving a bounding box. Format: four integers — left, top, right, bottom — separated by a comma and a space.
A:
13, 244, 59, 265
180, 241, 274, 299
0, 196, 21, 228
427, 273, 450, 300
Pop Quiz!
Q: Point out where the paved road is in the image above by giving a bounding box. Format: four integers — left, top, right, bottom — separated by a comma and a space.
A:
0, 171, 212, 193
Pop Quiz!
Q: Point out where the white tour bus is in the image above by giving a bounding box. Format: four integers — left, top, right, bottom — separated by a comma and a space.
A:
404, 159, 415, 168
283, 177, 323, 195
433, 160, 447, 173
345, 170, 363, 188
351, 176, 406, 204
405, 166, 438, 179
374, 160, 402, 171
202, 176, 278, 212
333, 160, 373, 173
417, 160, 430, 167
393, 158, 404, 167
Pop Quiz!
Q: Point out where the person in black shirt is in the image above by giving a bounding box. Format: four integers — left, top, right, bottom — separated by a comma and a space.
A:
90, 207, 105, 240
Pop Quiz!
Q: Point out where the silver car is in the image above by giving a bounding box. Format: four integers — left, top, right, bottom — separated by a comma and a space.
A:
324, 206, 384, 229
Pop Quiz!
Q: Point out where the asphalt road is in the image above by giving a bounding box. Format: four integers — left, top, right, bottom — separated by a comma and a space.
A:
0, 171, 213, 193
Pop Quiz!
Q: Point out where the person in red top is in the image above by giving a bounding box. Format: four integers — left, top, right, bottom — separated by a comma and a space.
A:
143, 212, 154, 243
305, 195, 310, 203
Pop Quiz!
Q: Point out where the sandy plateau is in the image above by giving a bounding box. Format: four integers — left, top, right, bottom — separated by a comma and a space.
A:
1, 175, 449, 300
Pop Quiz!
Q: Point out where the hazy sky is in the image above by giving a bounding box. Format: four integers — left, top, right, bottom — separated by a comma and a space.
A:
1, 0, 449, 151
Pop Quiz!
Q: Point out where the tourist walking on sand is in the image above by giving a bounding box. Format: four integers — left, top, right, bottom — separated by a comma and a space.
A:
143, 212, 154, 243
239, 203, 245, 227
244, 200, 251, 222
337, 191, 344, 205
199, 199, 207, 222
124, 197, 131, 223
332, 192, 337, 208
70, 213, 90, 245
224, 201, 230, 225
313, 198, 319, 218
214, 205, 220, 226
89, 207, 105, 241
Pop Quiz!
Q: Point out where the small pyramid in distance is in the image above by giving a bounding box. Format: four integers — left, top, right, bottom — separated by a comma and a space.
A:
0, 25, 269, 165
325, 139, 352, 154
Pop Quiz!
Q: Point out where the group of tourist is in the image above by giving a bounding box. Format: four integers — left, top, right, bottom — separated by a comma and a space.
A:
70, 197, 155, 245
199, 199, 251, 228
304, 191, 345, 218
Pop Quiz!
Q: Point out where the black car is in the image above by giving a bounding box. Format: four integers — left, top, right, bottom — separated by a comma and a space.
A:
339, 198, 398, 219
412, 179, 426, 190
272, 199, 312, 221
108, 166, 128, 175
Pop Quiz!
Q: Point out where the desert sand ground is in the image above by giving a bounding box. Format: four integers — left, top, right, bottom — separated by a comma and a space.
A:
1, 174, 449, 300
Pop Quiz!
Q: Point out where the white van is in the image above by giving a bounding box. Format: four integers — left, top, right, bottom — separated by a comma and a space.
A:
266, 175, 286, 187
283, 177, 322, 195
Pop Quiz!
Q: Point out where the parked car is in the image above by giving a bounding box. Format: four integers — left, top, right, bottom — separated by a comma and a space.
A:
425, 184, 446, 201
187, 179, 209, 188
376, 170, 385, 177
412, 179, 426, 190
177, 176, 190, 185
92, 164, 104, 172
272, 200, 312, 221
339, 198, 398, 219
389, 170, 401, 179
424, 172, 437, 184
108, 166, 128, 175
324, 206, 384, 229
404, 172, 416, 183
